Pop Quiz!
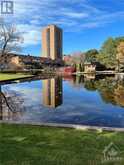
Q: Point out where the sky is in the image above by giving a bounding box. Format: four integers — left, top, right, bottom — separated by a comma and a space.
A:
1, 0, 124, 56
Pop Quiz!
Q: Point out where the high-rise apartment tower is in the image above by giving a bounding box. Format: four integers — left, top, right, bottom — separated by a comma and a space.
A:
42, 25, 63, 60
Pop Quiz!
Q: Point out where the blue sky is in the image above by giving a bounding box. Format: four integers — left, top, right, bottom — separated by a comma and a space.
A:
1, 0, 124, 56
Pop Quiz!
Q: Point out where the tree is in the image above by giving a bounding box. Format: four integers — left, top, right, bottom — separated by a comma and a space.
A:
98, 37, 124, 69
85, 49, 99, 62
0, 18, 23, 56
71, 51, 85, 64
98, 38, 117, 69
116, 42, 124, 72
70, 51, 85, 72
117, 42, 124, 63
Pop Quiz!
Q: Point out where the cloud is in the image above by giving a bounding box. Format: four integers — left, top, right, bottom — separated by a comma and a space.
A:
1, 0, 124, 47
22, 30, 41, 46
63, 12, 88, 18
16, 24, 41, 47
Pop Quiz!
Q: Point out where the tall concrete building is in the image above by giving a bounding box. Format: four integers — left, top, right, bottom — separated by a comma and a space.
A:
42, 77, 63, 108
42, 25, 63, 60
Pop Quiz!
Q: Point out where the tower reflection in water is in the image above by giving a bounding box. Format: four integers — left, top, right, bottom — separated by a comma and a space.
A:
42, 77, 63, 108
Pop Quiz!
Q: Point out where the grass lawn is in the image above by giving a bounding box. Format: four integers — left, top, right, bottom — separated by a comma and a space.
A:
0, 124, 124, 165
0, 73, 32, 81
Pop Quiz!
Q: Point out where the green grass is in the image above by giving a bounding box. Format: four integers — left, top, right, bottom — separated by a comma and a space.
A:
0, 73, 32, 81
0, 124, 124, 165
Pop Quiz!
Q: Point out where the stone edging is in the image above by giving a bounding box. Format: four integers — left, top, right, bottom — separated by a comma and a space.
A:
1, 121, 124, 132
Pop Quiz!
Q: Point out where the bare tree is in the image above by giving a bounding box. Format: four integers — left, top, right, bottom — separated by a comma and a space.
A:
0, 18, 23, 56
71, 51, 85, 64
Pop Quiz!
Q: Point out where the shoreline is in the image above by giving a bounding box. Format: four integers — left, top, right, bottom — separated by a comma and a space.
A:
0, 74, 35, 83
73, 71, 124, 75
1, 120, 124, 132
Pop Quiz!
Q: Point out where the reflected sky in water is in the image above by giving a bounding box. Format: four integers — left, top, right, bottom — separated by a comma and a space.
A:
1, 74, 124, 128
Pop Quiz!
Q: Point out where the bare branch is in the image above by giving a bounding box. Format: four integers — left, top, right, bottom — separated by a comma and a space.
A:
0, 18, 23, 56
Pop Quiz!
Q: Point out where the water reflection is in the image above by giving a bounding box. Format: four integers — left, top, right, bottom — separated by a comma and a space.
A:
84, 74, 96, 80
0, 85, 25, 121
66, 74, 124, 107
42, 76, 63, 108
0, 74, 124, 127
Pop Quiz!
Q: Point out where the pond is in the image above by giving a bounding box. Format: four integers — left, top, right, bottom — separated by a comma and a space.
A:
0, 74, 124, 128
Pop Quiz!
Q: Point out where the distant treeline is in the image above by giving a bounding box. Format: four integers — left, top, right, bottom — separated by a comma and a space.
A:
64, 36, 124, 71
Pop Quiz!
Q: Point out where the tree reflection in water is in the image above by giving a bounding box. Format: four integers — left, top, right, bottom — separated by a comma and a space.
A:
65, 74, 124, 108
0, 85, 25, 121
0, 74, 124, 122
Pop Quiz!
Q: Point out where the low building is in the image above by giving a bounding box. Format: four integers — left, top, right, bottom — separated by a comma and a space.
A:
0, 54, 63, 70
57, 66, 76, 75
84, 62, 96, 73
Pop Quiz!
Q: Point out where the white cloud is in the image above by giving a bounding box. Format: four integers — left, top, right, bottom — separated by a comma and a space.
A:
22, 30, 41, 46
1, 0, 124, 47
16, 24, 41, 47
63, 12, 89, 18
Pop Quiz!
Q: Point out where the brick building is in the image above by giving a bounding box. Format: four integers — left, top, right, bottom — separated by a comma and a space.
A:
42, 25, 63, 60
0, 54, 52, 70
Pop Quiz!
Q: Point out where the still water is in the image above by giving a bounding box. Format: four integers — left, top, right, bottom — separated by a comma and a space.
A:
0, 74, 124, 128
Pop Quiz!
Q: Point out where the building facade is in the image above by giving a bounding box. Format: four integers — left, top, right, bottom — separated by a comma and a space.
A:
42, 25, 63, 60
84, 62, 96, 73
0, 54, 53, 70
